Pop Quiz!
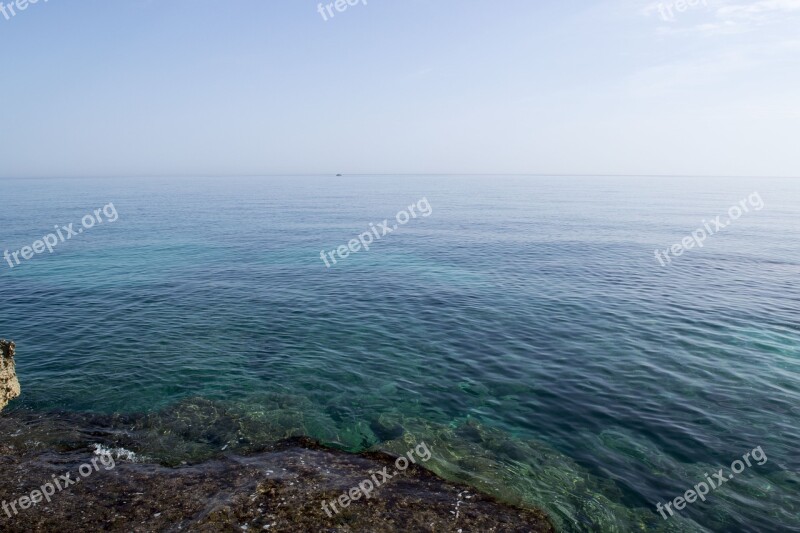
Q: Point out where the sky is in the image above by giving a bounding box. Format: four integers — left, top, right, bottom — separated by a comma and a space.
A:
0, 0, 798, 178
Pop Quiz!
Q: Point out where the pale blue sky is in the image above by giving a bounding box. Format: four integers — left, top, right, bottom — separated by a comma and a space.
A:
1, 0, 798, 177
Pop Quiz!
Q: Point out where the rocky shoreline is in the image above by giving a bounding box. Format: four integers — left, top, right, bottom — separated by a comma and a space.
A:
0, 341, 553, 532
0, 410, 554, 532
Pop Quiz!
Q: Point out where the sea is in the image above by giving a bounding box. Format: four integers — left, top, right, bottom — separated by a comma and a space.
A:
1, 175, 798, 532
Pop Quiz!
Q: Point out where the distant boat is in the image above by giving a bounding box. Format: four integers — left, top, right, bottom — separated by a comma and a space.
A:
336, 173, 343, 176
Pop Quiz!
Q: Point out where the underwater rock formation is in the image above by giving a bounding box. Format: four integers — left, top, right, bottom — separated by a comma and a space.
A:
0, 340, 20, 412
0, 410, 554, 532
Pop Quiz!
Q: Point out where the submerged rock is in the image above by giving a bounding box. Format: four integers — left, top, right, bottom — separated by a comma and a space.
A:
0, 340, 20, 412
0, 410, 555, 532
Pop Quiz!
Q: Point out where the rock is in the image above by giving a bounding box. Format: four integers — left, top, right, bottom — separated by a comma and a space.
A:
0, 339, 20, 412
0, 410, 555, 532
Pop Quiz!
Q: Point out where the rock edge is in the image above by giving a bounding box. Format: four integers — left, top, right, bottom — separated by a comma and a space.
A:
0, 339, 20, 412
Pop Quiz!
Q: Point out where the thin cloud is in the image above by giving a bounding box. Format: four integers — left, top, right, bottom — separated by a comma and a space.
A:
645, 0, 800, 34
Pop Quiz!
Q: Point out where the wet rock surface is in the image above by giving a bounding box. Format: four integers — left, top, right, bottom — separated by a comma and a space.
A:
0, 411, 554, 532
0, 340, 20, 412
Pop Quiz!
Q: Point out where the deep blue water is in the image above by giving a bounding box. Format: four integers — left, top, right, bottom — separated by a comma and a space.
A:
2, 176, 798, 532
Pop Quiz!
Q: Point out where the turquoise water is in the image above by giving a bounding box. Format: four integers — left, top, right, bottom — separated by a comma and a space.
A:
2, 176, 798, 531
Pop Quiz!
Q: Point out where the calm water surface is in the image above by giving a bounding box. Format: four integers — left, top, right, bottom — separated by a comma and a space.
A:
2, 176, 798, 532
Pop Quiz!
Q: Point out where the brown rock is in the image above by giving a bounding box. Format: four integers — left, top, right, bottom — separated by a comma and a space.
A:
0, 339, 20, 412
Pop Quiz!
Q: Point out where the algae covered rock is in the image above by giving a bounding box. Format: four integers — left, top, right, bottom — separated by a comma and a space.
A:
0, 410, 556, 532
0, 339, 20, 412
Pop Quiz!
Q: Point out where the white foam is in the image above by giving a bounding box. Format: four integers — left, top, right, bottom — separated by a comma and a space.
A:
92, 443, 145, 463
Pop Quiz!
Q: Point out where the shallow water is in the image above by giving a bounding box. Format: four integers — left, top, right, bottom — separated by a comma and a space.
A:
2, 176, 799, 531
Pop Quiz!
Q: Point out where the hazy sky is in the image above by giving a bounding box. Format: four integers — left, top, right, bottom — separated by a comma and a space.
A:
1, 0, 798, 177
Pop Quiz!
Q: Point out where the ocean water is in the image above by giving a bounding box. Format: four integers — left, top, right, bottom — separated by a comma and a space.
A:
1, 176, 798, 532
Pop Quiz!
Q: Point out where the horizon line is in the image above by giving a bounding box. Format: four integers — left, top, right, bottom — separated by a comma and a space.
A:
2, 173, 799, 180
